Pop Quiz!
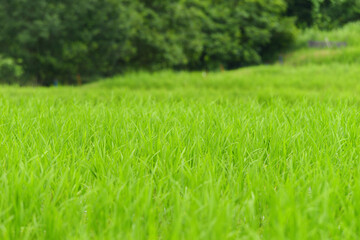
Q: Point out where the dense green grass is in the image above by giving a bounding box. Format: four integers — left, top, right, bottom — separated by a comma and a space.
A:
1, 64, 360, 239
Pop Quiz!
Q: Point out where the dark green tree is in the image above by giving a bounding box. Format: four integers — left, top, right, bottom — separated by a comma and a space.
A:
286, 0, 360, 29
0, 0, 138, 85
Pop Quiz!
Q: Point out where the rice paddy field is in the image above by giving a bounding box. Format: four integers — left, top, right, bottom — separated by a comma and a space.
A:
1, 61, 360, 239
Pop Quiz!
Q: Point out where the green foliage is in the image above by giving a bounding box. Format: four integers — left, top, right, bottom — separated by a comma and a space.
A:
0, 0, 296, 85
193, 0, 297, 68
0, 0, 138, 85
312, 0, 360, 29
1, 0, 359, 85
0, 56, 23, 84
286, 0, 313, 28
286, 0, 360, 29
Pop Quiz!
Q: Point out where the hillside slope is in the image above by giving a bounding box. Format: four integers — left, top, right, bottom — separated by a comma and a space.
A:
284, 21, 360, 65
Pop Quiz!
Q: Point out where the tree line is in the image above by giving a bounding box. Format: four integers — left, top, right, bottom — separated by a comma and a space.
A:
0, 0, 358, 85
286, 0, 360, 29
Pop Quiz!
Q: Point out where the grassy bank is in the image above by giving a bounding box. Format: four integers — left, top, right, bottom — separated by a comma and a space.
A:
284, 21, 360, 66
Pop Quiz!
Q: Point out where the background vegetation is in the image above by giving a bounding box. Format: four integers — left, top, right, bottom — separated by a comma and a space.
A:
286, 0, 360, 29
1, 0, 358, 85
284, 21, 360, 66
